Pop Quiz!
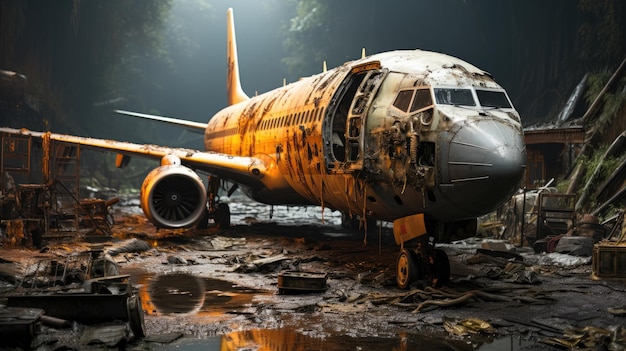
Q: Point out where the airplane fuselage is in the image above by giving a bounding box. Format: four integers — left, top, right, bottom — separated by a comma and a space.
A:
204, 50, 526, 224
0, 9, 527, 289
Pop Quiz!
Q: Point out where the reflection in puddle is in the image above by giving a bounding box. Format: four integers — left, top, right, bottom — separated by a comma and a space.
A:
477, 335, 547, 350
148, 329, 547, 351
133, 273, 547, 350
136, 273, 471, 350
148, 273, 205, 314
151, 329, 477, 351
137, 272, 265, 316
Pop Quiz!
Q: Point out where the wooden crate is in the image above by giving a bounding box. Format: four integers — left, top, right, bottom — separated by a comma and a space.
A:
592, 244, 626, 279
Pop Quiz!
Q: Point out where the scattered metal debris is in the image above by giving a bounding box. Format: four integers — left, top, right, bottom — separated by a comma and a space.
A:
540, 325, 626, 350
105, 238, 151, 256
277, 271, 328, 294
6, 273, 145, 338
1, 250, 145, 348
443, 317, 495, 336
79, 324, 131, 347
0, 306, 43, 348
234, 253, 289, 273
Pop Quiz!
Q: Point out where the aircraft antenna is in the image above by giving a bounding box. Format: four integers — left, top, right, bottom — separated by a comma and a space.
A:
323, 61, 327, 73
226, 8, 250, 105
361, 48, 366, 59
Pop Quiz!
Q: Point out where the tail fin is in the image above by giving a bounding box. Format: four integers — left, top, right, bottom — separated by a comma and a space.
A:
226, 8, 249, 106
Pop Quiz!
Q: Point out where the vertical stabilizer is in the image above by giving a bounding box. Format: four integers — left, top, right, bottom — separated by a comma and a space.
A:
226, 8, 249, 106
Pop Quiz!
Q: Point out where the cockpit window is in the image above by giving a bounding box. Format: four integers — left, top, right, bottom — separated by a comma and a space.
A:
434, 88, 476, 106
410, 88, 433, 112
393, 90, 413, 112
476, 89, 512, 109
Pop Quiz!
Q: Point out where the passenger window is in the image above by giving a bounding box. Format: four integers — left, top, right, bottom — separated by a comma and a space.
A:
410, 89, 433, 112
393, 90, 414, 112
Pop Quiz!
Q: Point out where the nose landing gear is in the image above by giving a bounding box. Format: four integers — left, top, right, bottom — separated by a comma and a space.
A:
396, 248, 418, 289
396, 245, 450, 289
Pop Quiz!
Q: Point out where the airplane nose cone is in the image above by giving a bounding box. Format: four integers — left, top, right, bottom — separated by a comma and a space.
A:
441, 119, 526, 214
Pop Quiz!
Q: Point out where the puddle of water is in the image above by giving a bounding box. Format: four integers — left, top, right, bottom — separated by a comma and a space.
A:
134, 272, 266, 316
149, 330, 551, 351
147, 273, 206, 314
477, 335, 550, 350
149, 329, 476, 351
125, 272, 551, 350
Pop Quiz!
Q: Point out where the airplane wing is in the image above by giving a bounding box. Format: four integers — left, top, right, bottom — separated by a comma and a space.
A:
114, 110, 207, 134
0, 127, 267, 189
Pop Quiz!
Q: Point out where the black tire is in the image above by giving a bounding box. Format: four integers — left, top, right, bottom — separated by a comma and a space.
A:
215, 202, 231, 229
431, 248, 450, 287
197, 205, 210, 229
396, 248, 419, 289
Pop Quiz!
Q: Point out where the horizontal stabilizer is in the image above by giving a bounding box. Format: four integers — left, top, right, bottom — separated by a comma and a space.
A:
115, 110, 207, 133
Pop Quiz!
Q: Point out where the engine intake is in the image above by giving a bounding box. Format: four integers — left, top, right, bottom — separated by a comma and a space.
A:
140, 165, 207, 229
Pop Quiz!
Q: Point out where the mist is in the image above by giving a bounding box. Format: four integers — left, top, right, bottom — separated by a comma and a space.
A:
0, 0, 623, 145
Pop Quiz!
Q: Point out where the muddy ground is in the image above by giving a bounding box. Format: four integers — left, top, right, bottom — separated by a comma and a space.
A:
1, 195, 625, 350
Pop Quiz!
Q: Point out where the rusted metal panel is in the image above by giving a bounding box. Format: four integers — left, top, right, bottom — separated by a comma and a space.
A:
0, 306, 42, 348
6, 275, 146, 337
277, 271, 328, 294
393, 213, 427, 245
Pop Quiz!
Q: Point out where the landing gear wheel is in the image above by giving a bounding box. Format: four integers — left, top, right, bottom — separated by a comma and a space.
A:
429, 248, 450, 288
215, 202, 231, 229
396, 248, 419, 289
197, 206, 210, 229
341, 212, 359, 230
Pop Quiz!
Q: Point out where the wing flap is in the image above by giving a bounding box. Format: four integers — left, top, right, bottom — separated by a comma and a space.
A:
0, 127, 266, 188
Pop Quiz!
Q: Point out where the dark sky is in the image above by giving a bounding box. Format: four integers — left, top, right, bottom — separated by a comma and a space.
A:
133, 0, 583, 130
1, 0, 612, 139
131, 1, 516, 122
139, 1, 294, 123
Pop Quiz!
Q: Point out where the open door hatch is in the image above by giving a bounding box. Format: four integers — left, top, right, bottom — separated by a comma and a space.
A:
323, 62, 386, 173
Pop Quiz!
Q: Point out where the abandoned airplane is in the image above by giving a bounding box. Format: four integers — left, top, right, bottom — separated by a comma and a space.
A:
0, 9, 526, 288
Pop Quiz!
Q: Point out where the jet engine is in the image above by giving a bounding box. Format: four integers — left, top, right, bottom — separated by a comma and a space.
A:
140, 164, 207, 229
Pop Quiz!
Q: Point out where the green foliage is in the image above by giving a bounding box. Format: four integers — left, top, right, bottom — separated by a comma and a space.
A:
584, 72, 611, 105
0, 1, 173, 133
597, 88, 626, 133
584, 72, 626, 135
578, 0, 625, 68
577, 146, 624, 205
282, 0, 328, 75
555, 179, 570, 194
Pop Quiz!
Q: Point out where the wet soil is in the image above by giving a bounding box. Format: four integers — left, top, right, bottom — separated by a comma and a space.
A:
1, 196, 625, 350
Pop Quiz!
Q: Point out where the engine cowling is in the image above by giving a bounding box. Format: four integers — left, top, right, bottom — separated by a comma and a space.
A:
140, 165, 207, 229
